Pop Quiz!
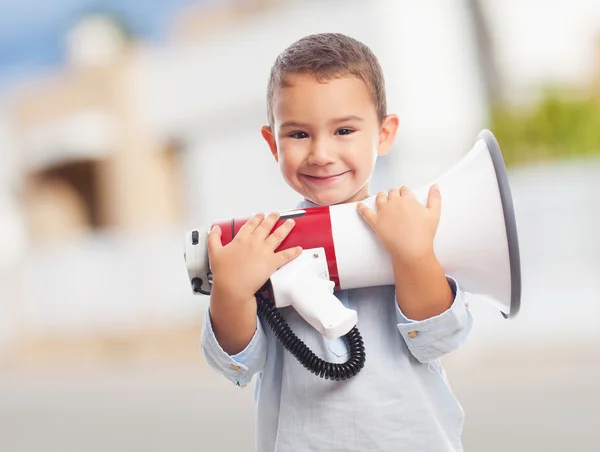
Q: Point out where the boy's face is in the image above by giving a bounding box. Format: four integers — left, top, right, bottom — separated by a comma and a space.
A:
262, 73, 398, 206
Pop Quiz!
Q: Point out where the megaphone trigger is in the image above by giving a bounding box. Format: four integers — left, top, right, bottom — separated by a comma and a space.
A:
270, 248, 358, 340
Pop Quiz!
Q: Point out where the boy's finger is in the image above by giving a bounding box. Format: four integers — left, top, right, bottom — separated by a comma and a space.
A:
426, 184, 442, 218
265, 218, 295, 249
388, 187, 401, 199
375, 191, 387, 210
399, 186, 415, 198
274, 246, 303, 269
236, 213, 265, 239
254, 212, 281, 240
206, 225, 223, 255
357, 202, 377, 229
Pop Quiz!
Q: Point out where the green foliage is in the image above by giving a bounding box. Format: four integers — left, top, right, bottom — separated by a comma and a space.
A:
490, 89, 600, 166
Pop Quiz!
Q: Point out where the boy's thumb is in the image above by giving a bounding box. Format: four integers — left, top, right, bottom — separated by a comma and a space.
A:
426, 184, 442, 218
206, 225, 223, 254
357, 202, 376, 228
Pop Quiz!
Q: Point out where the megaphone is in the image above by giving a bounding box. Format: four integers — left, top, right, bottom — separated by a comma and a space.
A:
184, 130, 521, 378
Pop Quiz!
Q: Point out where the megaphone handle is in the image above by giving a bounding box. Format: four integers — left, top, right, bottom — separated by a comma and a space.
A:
256, 284, 366, 381
289, 277, 358, 340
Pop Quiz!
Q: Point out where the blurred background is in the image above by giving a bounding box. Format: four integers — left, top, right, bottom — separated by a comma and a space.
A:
0, 0, 599, 450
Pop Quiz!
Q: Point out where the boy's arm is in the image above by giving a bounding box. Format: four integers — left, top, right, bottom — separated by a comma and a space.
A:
393, 252, 454, 321
392, 252, 472, 363
201, 308, 267, 388
201, 212, 301, 387
209, 285, 259, 355
357, 187, 473, 364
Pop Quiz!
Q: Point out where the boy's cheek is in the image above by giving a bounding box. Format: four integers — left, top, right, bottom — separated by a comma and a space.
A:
279, 155, 299, 173
279, 162, 299, 183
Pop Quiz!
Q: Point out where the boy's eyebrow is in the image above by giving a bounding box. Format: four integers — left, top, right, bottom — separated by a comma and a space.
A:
279, 120, 310, 129
279, 116, 365, 129
329, 115, 365, 124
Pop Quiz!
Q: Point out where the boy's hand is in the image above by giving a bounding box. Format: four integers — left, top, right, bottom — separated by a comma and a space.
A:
207, 212, 303, 304
357, 185, 452, 321
356, 185, 441, 263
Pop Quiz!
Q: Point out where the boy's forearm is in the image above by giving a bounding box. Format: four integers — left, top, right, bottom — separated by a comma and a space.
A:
209, 285, 258, 355
393, 252, 453, 321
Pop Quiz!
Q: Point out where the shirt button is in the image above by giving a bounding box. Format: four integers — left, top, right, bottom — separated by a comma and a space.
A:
407, 330, 419, 338
231, 364, 241, 371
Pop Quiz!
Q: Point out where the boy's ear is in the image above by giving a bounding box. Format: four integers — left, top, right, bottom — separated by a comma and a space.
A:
377, 114, 399, 156
261, 125, 279, 162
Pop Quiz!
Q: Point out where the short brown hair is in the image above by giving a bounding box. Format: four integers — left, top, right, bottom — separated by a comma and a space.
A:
266, 33, 387, 126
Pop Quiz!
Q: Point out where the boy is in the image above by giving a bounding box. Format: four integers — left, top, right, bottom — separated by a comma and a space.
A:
202, 33, 473, 451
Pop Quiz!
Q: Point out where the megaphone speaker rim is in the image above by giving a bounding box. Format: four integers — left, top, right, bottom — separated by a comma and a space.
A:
477, 129, 522, 319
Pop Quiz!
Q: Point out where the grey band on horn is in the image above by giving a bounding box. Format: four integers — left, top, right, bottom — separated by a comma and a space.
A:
477, 129, 522, 318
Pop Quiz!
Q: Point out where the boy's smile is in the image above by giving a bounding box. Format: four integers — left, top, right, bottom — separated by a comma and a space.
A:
300, 170, 350, 185
262, 73, 398, 206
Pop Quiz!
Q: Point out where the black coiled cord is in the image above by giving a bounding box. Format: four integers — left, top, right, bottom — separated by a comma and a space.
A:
256, 289, 366, 381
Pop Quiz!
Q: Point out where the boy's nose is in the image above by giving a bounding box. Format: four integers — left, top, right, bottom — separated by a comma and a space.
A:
307, 140, 335, 165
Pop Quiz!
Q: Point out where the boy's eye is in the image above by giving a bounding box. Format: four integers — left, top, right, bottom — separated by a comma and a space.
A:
336, 128, 354, 136
290, 132, 309, 139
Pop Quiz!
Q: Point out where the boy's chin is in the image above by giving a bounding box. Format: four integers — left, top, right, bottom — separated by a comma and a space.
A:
305, 191, 361, 207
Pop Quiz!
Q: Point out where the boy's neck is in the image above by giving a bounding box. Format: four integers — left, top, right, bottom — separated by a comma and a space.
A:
301, 193, 372, 208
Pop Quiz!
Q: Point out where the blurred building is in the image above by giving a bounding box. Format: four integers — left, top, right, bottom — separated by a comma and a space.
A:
0, 0, 492, 368
2, 0, 600, 368
11, 24, 180, 244
1, 2, 281, 367
1, 3, 600, 450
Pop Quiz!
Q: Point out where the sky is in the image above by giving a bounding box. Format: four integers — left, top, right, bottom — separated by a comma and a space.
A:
0, 0, 206, 91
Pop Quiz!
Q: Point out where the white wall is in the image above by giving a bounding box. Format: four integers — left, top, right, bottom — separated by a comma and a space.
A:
134, 0, 488, 196
465, 159, 600, 350
483, 0, 600, 103
0, 109, 27, 271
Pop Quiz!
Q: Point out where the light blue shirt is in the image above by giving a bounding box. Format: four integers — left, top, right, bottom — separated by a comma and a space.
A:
201, 200, 473, 451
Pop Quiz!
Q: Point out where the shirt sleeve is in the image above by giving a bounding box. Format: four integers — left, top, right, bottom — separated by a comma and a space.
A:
200, 309, 268, 388
395, 276, 473, 364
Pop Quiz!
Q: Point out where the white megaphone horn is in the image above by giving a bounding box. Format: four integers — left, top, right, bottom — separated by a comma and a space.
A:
184, 129, 521, 342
